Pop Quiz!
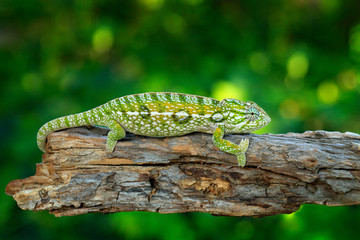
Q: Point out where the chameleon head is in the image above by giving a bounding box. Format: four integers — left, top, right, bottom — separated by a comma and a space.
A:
220, 98, 271, 133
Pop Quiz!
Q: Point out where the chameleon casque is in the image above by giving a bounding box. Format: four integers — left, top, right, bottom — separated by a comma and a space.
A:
37, 92, 271, 166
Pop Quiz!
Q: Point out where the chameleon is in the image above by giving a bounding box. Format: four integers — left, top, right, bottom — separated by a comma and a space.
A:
37, 92, 271, 166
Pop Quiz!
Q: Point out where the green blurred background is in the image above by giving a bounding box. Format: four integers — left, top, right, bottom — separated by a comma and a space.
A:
1, 0, 360, 239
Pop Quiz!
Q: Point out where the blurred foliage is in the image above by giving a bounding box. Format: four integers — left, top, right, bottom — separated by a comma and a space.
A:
1, 0, 359, 239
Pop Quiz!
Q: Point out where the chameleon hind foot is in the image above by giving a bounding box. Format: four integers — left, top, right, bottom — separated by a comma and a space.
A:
104, 119, 126, 152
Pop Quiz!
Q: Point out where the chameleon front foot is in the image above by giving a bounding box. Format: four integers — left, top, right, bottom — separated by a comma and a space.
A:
212, 125, 250, 167
236, 138, 249, 167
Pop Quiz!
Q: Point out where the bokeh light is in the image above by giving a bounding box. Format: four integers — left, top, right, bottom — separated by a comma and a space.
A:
286, 52, 309, 80
92, 26, 114, 54
317, 81, 340, 104
212, 81, 247, 101
337, 70, 358, 90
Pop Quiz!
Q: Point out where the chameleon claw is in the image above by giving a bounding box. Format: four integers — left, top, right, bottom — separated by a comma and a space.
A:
239, 138, 249, 149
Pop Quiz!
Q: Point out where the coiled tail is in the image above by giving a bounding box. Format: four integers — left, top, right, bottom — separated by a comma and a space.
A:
37, 108, 103, 152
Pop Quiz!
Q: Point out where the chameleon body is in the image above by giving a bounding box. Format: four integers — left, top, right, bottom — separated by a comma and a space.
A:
37, 92, 271, 166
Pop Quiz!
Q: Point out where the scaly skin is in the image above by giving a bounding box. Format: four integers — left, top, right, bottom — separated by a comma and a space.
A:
37, 92, 271, 166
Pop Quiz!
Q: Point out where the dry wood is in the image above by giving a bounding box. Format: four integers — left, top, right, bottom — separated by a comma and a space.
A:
5, 127, 360, 217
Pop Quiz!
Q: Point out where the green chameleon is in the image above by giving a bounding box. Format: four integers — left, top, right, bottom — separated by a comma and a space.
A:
37, 92, 271, 167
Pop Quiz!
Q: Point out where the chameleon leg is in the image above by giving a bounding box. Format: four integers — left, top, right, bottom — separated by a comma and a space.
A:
102, 119, 126, 152
212, 125, 249, 167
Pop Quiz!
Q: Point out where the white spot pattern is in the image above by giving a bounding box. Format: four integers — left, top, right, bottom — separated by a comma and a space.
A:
211, 113, 224, 122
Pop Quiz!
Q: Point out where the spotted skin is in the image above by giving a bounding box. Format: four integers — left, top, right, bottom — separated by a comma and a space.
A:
37, 92, 271, 166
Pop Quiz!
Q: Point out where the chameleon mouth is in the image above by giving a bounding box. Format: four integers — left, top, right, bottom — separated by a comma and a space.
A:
258, 115, 271, 130
250, 114, 271, 131
264, 115, 271, 126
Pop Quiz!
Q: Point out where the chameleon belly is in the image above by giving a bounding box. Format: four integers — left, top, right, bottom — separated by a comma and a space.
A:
37, 92, 271, 167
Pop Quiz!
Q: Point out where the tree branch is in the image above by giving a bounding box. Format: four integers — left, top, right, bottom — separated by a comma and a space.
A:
6, 127, 360, 217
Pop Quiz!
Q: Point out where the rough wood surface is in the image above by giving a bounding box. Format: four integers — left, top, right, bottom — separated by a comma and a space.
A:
5, 127, 360, 217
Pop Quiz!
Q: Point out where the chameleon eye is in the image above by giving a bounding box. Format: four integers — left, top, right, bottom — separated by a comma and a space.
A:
246, 107, 259, 121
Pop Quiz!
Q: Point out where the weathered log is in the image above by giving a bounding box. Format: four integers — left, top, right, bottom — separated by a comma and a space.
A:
5, 127, 360, 217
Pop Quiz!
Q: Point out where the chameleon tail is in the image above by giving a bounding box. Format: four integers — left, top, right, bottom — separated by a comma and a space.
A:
37, 108, 103, 152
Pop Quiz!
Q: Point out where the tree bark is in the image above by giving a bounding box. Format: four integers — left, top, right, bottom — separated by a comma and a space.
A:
5, 127, 360, 217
